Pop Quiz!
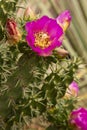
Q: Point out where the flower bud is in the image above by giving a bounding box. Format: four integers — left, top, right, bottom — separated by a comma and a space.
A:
56, 10, 72, 32
69, 108, 87, 130
24, 6, 35, 20
5, 18, 21, 44
57, 47, 69, 57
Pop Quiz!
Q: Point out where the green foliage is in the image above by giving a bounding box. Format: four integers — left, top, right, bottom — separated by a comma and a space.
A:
0, 42, 19, 86
47, 98, 77, 129
0, 39, 80, 129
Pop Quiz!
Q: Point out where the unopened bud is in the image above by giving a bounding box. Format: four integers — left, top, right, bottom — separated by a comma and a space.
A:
5, 18, 21, 44
56, 10, 72, 32
57, 48, 69, 57
24, 6, 35, 20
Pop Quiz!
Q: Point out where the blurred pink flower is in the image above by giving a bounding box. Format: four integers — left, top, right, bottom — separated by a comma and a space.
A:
65, 81, 79, 98
69, 108, 87, 130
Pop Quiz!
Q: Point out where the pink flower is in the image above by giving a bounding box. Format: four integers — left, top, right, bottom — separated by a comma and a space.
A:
25, 16, 63, 56
65, 81, 79, 98
56, 10, 72, 32
69, 108, 87, 130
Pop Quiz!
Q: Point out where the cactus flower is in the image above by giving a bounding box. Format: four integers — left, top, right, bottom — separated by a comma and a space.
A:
65, 81, 79, 98
56, 10, 72, 32
6, 18, 21, 44
69, 108, 87, 130
25, 16, 63, 56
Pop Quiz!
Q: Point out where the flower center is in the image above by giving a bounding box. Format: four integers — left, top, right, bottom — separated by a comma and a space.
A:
34, 32, 51, 49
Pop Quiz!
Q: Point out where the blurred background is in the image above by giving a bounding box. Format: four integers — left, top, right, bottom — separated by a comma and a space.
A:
17, 0, 87, 107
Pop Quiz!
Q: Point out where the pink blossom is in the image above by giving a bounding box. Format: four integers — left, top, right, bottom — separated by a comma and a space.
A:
25, 16, 63, 56
69, 108, 87, 130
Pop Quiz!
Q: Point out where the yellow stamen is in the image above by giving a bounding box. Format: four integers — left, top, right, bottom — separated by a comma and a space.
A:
34, 32, 51, 49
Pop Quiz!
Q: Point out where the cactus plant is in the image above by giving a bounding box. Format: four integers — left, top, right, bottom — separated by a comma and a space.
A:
0, 2, 82, 130
0, 40, 80, 130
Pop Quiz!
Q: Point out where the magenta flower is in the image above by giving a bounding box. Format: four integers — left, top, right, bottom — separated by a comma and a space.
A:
56, 10, 72, 31
25, 16, 63, 56
69, 108, 87, 130
65, 81, 79, 98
